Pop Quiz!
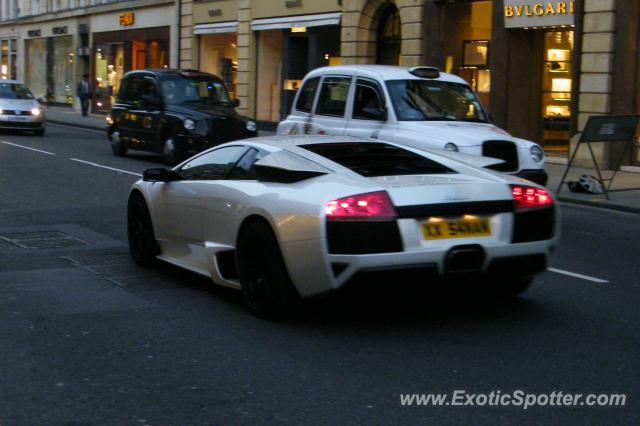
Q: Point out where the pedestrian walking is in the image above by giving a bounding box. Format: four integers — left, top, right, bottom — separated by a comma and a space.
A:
76, 74, 91, 117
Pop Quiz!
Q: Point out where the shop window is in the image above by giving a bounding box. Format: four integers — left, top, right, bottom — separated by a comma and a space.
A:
376, 5, 401, 65
95, 43, 124, 109
295, 77, 319, 113
442, 1, 493, 110
541, 30, 573, 155
316, 77, 351, 117
25, 38, 47, 100
199, 33, 237, 97
1, 40, 8, 80
458, 40, 491, 108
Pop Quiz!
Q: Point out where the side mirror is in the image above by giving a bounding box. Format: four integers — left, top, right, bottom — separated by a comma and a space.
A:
141, 94, 162, 108
143, 168, 180, 182
231, 98, 240, 108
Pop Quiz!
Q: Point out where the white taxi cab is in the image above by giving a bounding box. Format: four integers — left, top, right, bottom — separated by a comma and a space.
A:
277, 65, 547, 185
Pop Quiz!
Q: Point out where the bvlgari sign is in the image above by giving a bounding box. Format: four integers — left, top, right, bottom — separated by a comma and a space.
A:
504, 1, 574, 28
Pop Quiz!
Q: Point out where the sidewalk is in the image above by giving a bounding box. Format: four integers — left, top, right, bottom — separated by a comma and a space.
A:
546, 160, 640, 213
44, 106, 640, 213
45, 106, 107, 131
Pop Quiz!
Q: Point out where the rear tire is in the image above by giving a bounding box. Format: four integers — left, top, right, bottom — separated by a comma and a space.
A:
236, 221, 300, 319
110, 129, 127, 156
127, 193, 160, 266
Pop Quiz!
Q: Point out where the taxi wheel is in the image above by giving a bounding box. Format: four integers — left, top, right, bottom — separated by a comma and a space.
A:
110, 129, 127, 156
237, 221, 300, 319
487, 275, 533, 298
127, 193, 160, 266
163, 136, 183, 166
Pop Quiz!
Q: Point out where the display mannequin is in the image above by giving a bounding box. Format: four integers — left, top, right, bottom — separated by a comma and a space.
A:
107, 64, 117, 104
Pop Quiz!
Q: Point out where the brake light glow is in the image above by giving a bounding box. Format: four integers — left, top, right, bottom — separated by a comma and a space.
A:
325, 191, 396, 220
511, 185, 553, 210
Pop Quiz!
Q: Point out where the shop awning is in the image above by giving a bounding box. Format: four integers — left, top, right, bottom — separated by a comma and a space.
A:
194, 21, 238, 35
251, 12, 341, 31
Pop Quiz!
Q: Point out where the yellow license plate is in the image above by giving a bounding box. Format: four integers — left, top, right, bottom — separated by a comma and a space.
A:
421, 218, 492, 240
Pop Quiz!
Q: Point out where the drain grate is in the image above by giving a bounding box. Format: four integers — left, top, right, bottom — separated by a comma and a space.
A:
0, 231, 88, 249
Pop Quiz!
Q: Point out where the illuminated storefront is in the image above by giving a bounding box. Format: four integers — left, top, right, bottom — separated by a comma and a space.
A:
90, 5, 175, 111
192, 2, 239, 98
92, 27, 169, 110
0, 37, 17, 80
430, 0, 575, 157
252, 13, 341, 122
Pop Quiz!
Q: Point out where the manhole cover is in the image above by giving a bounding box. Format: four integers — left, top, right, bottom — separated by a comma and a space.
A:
0, 231, 87, 249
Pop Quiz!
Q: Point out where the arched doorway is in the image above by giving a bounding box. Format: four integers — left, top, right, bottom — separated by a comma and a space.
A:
376, 4, 401, 65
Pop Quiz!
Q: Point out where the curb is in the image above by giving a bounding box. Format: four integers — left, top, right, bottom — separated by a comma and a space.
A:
557, 195, 640, 214
47, 119, 106, 132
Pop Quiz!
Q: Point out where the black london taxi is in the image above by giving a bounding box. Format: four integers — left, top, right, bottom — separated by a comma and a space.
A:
107, 69, 257, 165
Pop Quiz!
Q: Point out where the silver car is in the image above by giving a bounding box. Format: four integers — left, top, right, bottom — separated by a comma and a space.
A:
0, 80, 46, 136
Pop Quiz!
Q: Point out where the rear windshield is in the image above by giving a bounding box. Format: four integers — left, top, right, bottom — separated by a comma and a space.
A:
300, 142, 455, 177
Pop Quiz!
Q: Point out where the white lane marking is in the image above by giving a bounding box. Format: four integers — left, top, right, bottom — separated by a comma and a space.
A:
1, 140, 56, 155
548, 267, 609, 283
69, 158, 142, 177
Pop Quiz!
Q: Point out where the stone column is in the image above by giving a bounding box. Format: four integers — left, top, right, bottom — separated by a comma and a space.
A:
236, 0, 254, 117
573, 0, 616, 166
398, 0, 424, 67
179, 0, 194, 69
340, 0, 371, 65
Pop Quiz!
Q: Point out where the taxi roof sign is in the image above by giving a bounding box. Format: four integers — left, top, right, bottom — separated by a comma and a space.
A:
408, 67, 440, 79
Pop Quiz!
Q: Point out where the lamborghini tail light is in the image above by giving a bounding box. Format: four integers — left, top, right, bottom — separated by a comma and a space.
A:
325, 191, 397, 221
511, 185, 553, 211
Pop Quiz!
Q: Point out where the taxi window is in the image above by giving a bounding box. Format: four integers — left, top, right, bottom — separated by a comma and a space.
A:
316, 76, 351, 117
352, 79, 384, 120
295, 77, 319, 113
119, 75, 145, 105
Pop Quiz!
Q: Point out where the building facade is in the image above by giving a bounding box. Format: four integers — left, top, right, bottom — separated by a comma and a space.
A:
0, 0, 178, 110
0, 1, 635, 166
179, 0, 640, 167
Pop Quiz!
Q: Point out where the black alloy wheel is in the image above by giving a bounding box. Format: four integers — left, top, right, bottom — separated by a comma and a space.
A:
237, 221, 300, 319
127, 193, 160, 266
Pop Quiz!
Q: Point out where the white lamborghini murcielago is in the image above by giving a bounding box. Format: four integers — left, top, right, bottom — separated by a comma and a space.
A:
128, 136, 559, 317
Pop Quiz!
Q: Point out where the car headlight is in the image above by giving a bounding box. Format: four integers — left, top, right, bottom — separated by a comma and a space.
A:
530, 145, 544, 162
0, 108, 4, 114
245, 120, 257, 132
31, 108, 41, 117
444, 142, 459, 152
183, 118, 195, 130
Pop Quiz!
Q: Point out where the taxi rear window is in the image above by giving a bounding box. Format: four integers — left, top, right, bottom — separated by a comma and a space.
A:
300, 142, 455, 177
